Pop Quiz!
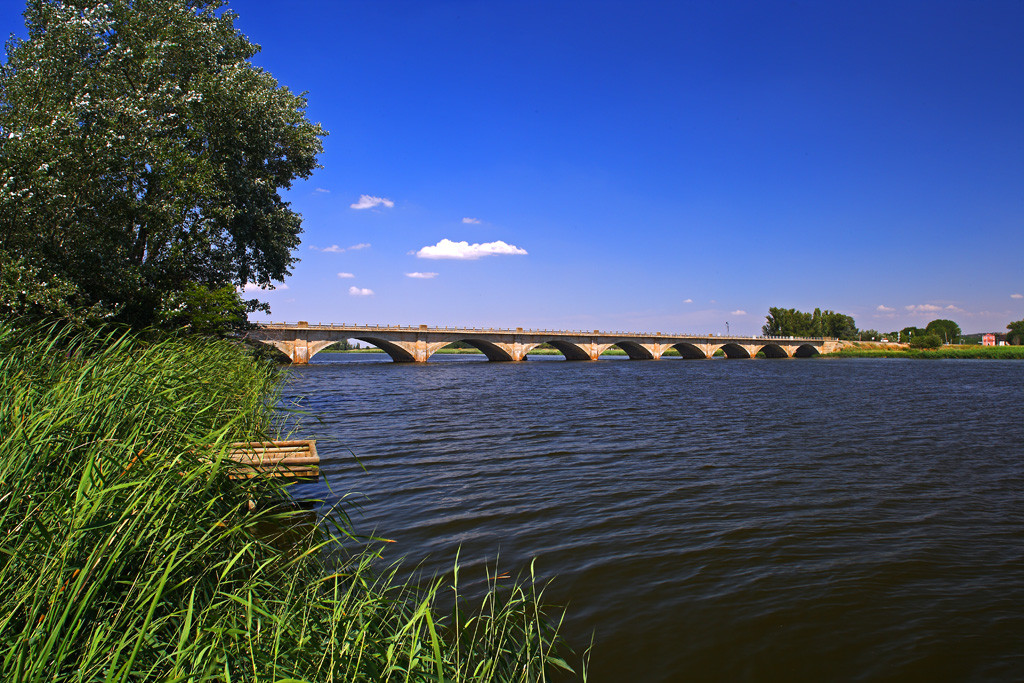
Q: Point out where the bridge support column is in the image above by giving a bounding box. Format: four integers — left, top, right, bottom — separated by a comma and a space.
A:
643, 343, 669, 360
288, 322, 311, 364
414, 340, 430, 362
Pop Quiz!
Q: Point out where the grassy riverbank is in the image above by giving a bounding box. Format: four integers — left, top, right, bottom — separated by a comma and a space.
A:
821, 344, 1024, 359
0, 323, 578, 681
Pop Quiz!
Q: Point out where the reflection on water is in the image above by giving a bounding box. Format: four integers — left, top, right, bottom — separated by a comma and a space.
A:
282, 355, 1024, 681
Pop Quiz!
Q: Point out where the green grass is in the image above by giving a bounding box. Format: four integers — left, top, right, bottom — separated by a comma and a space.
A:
0, 323, 582, 681
821, 345, 1024, 359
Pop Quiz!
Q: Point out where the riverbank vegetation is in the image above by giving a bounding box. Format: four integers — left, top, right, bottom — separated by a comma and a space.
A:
821, 344, 1024, 359
0, 323, 580, 681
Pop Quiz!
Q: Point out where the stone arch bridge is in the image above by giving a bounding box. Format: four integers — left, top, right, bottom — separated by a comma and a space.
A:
249, 322, 841, 364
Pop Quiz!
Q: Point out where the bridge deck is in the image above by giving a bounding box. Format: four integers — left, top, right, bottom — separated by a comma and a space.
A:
248, 322, 839, 364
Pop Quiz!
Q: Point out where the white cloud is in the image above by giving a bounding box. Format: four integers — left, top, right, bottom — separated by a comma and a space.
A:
905, 304, 943, 313
350, 194, 394, 210
683, 298, 693, 304
462, 217, 481, 224
309, 243, 370, 253
348, 286, 374, 296
314, 187, 330, 193
876, 304, 895, 312
730, 310, 747, 316
405, 272, 438, 279
945, 304, 966, 313
1012, 293, 1023, 299
242, 283, 287, 292
415, 238, 527, 260
337, 272, 355, 279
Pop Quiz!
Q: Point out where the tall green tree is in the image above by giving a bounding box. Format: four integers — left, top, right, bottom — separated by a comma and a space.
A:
1007, 319, 1024, 345
763, 307, 858, 339
0, 0, 326, 328
925, 318, 961, 344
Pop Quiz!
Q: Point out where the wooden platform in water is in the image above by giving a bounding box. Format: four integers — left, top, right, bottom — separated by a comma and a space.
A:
226, 440, 319, 480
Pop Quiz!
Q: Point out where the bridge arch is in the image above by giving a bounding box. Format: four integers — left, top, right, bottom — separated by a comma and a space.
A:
351, 337, 417, 363
609, 341, 655, 360
793, 343, 820, 358
755, 343, 791, 359
536, 340, 591, 361
434, 339, 514, 362
717, 343, 752, 359
670, 342, 708, 359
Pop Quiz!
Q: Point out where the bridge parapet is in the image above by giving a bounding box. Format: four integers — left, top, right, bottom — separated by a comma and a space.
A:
248, 322, 835, 364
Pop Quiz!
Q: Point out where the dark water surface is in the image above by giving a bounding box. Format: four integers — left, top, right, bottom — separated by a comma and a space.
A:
282, 355, 1024, 682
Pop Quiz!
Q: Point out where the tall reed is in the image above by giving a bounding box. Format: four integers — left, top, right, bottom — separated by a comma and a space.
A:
0, 323, 579, 681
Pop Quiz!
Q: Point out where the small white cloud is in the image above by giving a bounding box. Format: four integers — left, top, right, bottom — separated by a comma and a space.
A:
1012, 293, 1023, 299
462, 217, 481, 224
315, 188, 330, 193
337, 272, 355, 279
310, 243, 370, 253
905, 304, 943, 313
350, 194, 394, 210
415, 238, 527, 260
876, 304, 895, 312
683, 298, 693, 304
242, 283, 287, 292
349, 286, 374, 296
730, 310, 747, 316
405, 272, 438, 279
945, 304, 966, 312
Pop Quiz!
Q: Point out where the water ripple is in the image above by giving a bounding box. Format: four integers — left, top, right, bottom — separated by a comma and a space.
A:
285, 356, 1024, 682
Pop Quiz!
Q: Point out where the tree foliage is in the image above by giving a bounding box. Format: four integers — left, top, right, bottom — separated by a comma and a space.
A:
909, 333, 942, 349
1007, 319, 1024, 346
925, 318, 961, 344
763, 307, 858, 339
0, 0, 326, 329
900, 326, 926, 341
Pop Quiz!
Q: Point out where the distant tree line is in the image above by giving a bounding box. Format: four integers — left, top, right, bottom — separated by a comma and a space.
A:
762, 308, 858, 339
764, 309, 1024, 347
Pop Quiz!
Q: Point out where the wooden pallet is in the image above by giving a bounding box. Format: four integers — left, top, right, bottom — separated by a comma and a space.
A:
226, 440, 319, 480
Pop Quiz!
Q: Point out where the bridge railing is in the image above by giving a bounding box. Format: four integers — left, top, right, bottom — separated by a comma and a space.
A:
255, 322, 833, 342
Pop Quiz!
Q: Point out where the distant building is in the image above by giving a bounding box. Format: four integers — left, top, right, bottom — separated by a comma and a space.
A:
982, 333, 996, 346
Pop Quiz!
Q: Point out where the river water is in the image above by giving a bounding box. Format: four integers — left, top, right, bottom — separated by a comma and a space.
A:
281, 354, 1024, 682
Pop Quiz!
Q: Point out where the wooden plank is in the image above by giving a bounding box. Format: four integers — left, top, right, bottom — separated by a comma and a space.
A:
228, 456, 320, 466
225, 439, 319, 480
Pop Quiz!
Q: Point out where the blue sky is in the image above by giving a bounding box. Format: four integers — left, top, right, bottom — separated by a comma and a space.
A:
4, 1, 1023, 334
